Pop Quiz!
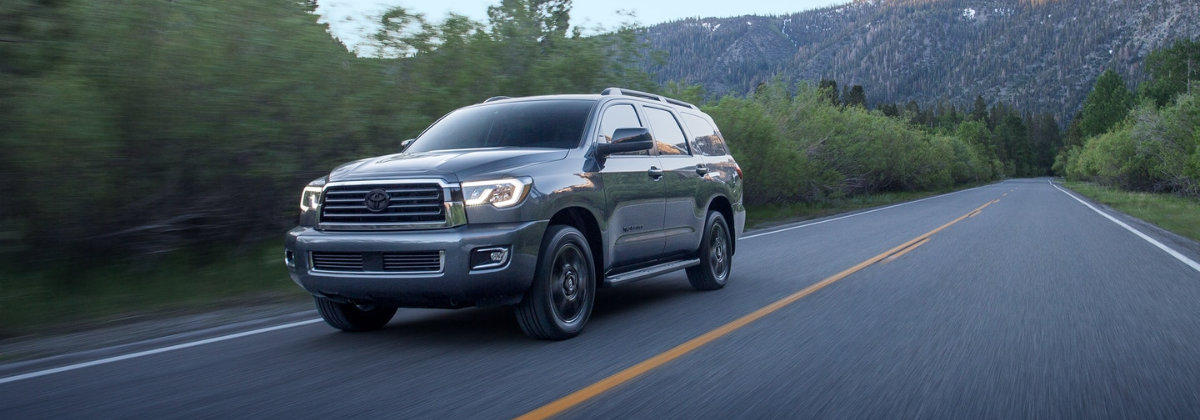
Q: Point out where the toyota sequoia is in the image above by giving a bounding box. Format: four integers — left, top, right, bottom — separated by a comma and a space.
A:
285, 88, 745, 340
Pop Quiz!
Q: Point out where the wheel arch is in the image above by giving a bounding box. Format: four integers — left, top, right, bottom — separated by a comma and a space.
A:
707, 195, 736, 255
548, 207, 605, 285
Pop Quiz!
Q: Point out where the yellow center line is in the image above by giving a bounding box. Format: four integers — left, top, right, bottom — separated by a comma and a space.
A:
883, 237, 930, 263
516, 198, 1000, 420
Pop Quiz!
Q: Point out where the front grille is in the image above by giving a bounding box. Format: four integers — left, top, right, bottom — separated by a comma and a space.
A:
311, 251, 443, 273
321, 183, 445, 226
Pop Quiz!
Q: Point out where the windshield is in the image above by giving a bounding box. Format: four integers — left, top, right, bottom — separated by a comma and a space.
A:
406, 99, 595, 153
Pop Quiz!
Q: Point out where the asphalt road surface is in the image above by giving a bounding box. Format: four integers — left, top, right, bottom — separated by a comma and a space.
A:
4, 179, 1200, 418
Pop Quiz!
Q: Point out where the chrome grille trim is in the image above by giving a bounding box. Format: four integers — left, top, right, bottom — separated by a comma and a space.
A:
316, 179, 467, 231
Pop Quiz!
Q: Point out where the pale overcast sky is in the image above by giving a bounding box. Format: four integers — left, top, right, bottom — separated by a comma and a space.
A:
316, 0, 849, 55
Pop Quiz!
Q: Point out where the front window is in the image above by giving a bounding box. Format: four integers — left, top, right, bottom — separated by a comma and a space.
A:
406, 100, 595, 153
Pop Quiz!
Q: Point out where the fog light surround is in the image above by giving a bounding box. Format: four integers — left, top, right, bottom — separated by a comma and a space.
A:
285, 250, 296, 268
470, 246, 511, 270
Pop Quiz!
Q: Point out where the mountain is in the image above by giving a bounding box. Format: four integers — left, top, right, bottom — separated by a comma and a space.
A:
638, 0, 1200, 122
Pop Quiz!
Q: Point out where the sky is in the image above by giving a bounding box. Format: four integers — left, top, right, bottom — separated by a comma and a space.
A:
315, 0, 849, 55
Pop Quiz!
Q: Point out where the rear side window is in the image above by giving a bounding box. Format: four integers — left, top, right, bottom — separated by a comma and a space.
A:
643, 107, 688, 156
681, 113, 729, 156
407, 100, 594, 152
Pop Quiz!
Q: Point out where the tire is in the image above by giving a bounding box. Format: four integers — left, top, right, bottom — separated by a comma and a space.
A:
314, 296, 397, 332
687, 211, 733, 291
515, 225, 596, 340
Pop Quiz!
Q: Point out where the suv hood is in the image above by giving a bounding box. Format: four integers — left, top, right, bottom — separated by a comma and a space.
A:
328, 148, 568, 182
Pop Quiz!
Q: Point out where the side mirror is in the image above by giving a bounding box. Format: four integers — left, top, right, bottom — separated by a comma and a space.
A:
400, 138, 415, 152
596, 127, 653, 157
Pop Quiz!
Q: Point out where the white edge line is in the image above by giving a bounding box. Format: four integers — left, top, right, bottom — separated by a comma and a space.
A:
1050, 180, 1200, 273
741, 185, 985, 240
0, 318, 323, 385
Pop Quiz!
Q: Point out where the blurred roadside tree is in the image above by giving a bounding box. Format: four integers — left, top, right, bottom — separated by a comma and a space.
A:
0, 0, 655, 263
370, 0, 654, 126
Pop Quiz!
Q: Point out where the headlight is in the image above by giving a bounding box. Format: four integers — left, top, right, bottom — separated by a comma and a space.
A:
299, 177, 326, 226
300, 186, 323, 212
461, 178, 531, 208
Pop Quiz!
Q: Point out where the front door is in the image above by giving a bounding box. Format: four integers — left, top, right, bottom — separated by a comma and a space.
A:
596, 103, 666, 267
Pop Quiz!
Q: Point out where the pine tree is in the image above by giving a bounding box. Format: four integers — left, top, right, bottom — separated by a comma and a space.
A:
1079, 69, 1134, 138
971, 95, 988, 122
818, 79, 840, 105
844, 85, 866, 108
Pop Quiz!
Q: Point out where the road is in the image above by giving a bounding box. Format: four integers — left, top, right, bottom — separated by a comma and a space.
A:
3, 179, 1200, 418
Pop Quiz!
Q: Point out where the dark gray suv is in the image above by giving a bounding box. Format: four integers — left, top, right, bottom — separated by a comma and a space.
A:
285, 88, 745, 340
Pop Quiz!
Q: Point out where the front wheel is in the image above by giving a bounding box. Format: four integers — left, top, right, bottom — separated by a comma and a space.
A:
314, 297, 397, 332
515, 225, 596, 340
687, 211, 733, 291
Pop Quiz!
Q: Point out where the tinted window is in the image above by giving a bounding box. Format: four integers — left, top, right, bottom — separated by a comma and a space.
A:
407, 100, 594, 152
681, 113, 729, 156
598, 104, 647, 156
644, 107, 688, 156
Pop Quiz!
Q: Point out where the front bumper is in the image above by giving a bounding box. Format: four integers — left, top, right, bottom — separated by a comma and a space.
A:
285, 220, 547, 308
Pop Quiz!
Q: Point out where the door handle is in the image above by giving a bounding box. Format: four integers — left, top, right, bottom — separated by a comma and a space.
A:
695, 164, 708, 176
648, 166, 663, 180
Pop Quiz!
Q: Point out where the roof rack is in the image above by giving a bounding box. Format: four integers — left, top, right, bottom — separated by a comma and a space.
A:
483, 96, 511, 103
600, 87, 698, 110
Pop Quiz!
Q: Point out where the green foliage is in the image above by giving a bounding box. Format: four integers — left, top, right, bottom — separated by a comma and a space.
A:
1066, 40, 1200, 196
1139, 39, 1200, 108
702, 81, 996, 206
1066, 124, 1149, 189
1066, 92, 1200, 196
704, 94, 826, 203
1079, 69, 1135, 138
368, 1, 654, 122
662, 81, 707, 104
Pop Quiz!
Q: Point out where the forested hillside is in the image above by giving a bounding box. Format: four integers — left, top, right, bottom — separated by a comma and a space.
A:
641, 0, 1200, 122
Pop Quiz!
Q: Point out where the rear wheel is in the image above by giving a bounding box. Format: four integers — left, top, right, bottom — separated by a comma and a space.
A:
515, 225, 596, 340
687, 211, 732, 291
314, 297, 397, 332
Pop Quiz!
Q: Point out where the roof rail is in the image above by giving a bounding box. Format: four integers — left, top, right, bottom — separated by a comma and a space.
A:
600, 87, 697, 110
483, 96, 511, 103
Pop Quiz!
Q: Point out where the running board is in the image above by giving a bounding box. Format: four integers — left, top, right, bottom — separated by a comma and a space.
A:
603, 258, 700, 287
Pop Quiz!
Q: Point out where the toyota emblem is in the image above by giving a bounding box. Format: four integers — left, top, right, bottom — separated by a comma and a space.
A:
364, 189, 391, 212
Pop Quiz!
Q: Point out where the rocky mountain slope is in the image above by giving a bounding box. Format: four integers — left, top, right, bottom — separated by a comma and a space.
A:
640, 0, 1200, 121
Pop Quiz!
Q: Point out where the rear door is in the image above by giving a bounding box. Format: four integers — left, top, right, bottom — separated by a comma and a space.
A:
641, 106, 706, 257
